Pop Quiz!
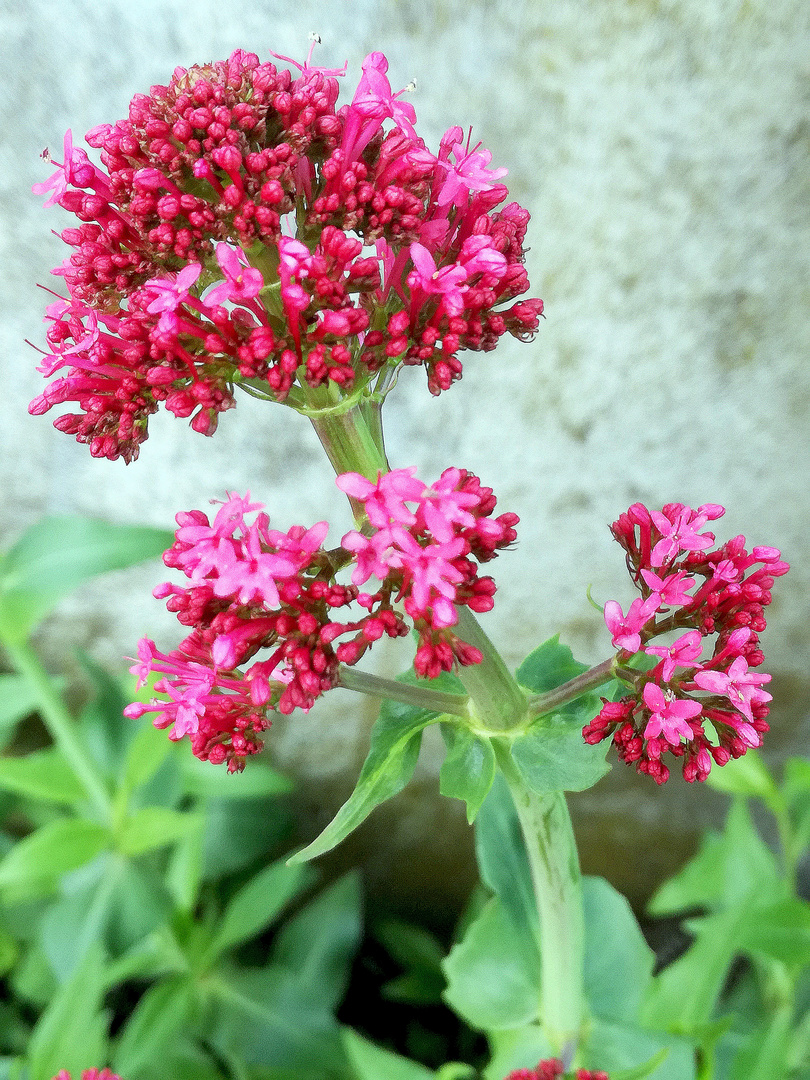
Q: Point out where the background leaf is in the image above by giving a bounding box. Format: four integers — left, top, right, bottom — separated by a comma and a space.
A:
0, 516, 173, 643
0, 819, 110, 897
26, 944, 109, 1080
211, 858, 313, 957
341, 1027, 434, 1080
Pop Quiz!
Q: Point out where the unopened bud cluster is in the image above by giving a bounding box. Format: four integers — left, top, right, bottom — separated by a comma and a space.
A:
505, 1059, 609, 1080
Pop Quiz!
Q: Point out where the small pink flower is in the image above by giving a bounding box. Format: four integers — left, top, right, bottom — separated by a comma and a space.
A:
693, 655, 772, 723
645, 629, 703, 681
206, 244, 264, 306
639, 567, 695, 607
144, 264, 203, 315
603, 595, 658, 653
407, 243, 469, 316
436, 128, 508, 207
650, 506, 719, 567
642, 683, 702, 747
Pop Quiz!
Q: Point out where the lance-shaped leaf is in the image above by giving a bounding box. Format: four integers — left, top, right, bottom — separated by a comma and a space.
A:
289, 675, 451, 863
0, 516, 173, 643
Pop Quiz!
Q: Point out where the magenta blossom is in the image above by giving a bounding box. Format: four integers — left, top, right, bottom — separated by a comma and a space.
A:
586, 501, 788, 784
693, 655, 772, 724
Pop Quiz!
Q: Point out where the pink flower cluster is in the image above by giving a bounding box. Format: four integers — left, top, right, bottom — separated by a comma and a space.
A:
338, 467, 518, 677
53, 1071, 120, 1080
505, 1061, 609, 1080
31, 48, 543, 462
126, 467, 515, 770
583, 503, 788, 784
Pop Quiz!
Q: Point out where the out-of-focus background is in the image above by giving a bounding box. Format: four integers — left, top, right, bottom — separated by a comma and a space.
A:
2, 0, 808, 916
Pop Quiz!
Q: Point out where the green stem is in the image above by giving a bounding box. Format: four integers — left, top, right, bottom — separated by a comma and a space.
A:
2, 640, 111, 821
452, 606, 528, 731
337, 664, 470, 718
494, 741, 585, 1052
308, 399, 389, 482
526, 657, 616, 718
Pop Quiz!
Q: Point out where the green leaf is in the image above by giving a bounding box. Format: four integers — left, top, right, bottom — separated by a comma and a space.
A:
211, 859, 313, 957
640, 908, 748, 1033
0, 517, 173, 643
289, 679, 444, 863
117, 807, 202, 856
0, 819, 110, 896
484, 1026, 554, 1080
208, 878, 362, 1074
27, 944, 109, 1080
76, 652, 136, 776
121, 722, 173, 797
271, 873, 362, 1013
647, 800, 783, 916
611, 1050, 672, 1080
40, 858, 174, 980
375, 919, 446, 1005
440, 724, 496, 822
209, 968, 346, 1074
0, 674, 39, 740
782, 757, 810, 855
515, 635, 589, 697
728, 1006, 792, 1080
443, 776, 543, 1029
180, 755, 293, 799
583, 876, 654, 1022
341, 1027, 434, 1080
474, 774, 538, 933
166, 825, 206, 914
443, 895, 541, 1029
509, 714, 610, 794
512, 636, 609, 792
584, 1018, 695, 1079
113, 975, 195, 1078
202, 796, 292, 879
736, 897, 810, 965
0, 748, 86, 805
704, 749, 779, 808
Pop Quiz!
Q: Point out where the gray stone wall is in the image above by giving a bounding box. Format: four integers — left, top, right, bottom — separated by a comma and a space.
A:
2, 0, 808, 905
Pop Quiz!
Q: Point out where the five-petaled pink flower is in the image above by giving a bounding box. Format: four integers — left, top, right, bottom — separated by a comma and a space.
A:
693, 655, 772, 723
645, 629, 703, 681
603, 596, 657, 653
642, 683, 702, 746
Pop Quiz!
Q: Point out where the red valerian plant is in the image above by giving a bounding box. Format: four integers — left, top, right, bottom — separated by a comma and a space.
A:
505, 1061, 609, 1080
30, 39, 790, 1079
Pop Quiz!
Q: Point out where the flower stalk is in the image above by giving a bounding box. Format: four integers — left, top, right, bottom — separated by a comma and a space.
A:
494, 740, 585, 1053
526, 657, 617, 719
2, 640, 111, 821
337, 664, 470, 718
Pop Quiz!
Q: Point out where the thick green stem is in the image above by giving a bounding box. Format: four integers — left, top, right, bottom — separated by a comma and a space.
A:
452, 606, 528, 731
2, 640, 111, 821
308, 400, 389, 482
337, 665, 470, 718
495, 741, 585, 1052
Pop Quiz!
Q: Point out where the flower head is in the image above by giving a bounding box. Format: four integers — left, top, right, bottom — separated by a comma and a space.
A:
585, 502, 788, 784
128, 466, 516, 767
31, 48, 542, 460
